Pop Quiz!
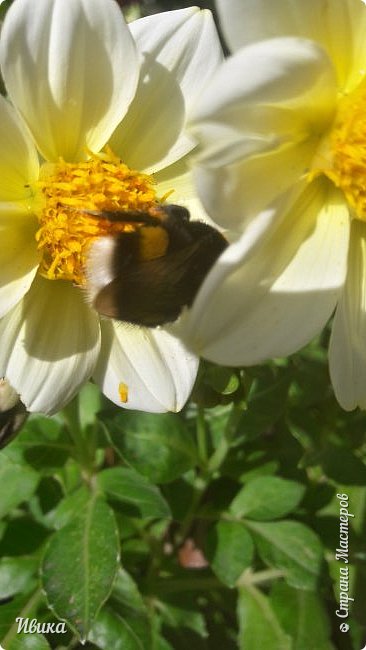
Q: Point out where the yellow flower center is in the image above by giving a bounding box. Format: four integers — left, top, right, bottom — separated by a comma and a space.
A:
34, 148, 161, 284
315, 82, 366, 221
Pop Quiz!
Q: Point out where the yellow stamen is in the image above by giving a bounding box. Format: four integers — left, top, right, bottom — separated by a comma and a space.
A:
34, 148, 160, 284
311, 82, 366, 221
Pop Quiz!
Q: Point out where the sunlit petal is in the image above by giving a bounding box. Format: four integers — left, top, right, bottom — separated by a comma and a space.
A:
329, 219, 366, 410
130, 8, 222, 113
216, 0, 366, 90
175, 181, 349, 365
190, 38, 336, 166
0, 277, 101, 414
1, 0, 139, 161
109, 8, 222, 173
189, 38, 336, 229
94, 321, 198, 413
0, 95, 39, 201
193, 141, 314, 232
0, 204, 39, 317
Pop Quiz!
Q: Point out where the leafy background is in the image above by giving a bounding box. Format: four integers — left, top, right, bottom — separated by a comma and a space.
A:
0, 1, 365, 649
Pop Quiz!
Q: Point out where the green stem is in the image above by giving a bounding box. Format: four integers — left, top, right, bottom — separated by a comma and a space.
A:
62, 396, 94, 475
177, 402, 245, 542
149, 569, 284, 597
236, 568, 284, 587
144, 534, 165, 588
208, 402, 244, 473
196, 405, 208, 468
152, 576, 224, 594
176, 476, 208, 544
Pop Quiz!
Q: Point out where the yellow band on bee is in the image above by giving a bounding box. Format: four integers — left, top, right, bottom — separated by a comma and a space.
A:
138, 225, 169, 261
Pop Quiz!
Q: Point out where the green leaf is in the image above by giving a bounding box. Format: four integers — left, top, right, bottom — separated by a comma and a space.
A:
111, 567, 148, 612
0, 456, 39, 518
0, 594, 32, 638
206, 521, 254, 587
45, 485, 90, 529
28, 477, 64, 527
151, 614, 175, 650
205, 366, 239, 395
289, 357, 330, 407
230, 477, 305, 520
0, 591, 46, 644
0, 556, 38, 599
161, 479, 195, 522
152, 631, 174, 650
157, 594, 208, 639
120, 538, 150, 566
89, 606, 150, 650
247, 520, 323, 590
22, 445, 69, 472
105, 412, 197, 483
89, 567, 152, 650
41, 494, 119, 641
320, 446, 366, 485
3, 415, 70, 471
2, 413, 62, 447
238, 370, 290, 437
8, 634, 51, 649
78, 382, 103, 430
97, 467, 171, 519
0, 517, 49, 556
237, 584, 291, 650
270, 582, 333, 650
34, 477, 64, 515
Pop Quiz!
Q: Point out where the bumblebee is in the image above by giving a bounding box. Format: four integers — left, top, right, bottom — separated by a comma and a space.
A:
85, 204, 227, 327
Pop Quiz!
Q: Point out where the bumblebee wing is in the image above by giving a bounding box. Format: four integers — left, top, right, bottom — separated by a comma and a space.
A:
85, 204, 190, 227
85, 209, 162, 226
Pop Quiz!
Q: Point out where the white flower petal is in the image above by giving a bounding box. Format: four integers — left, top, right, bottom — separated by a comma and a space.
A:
1, 0, 139, 161
154, 157, 218, 227
0, 95, 39, 201
130, 8, 223, 113
216, 0, 317, 52
193, 141, 315, 231
94, 321, 198, 413
329, 219, 366, 410
216, 0, 366, 89
109, 7, 222, 173
109, 61, 191, 175
0, 277, 101, 414
174, 181, 349, 365
189, 38, 336, 229
191, 38, 336, 164
0, 204, 40, 317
